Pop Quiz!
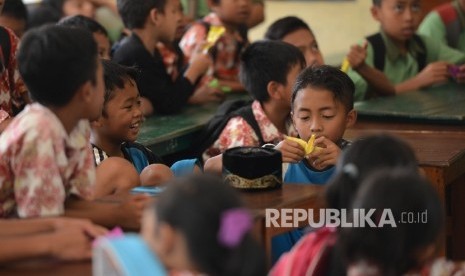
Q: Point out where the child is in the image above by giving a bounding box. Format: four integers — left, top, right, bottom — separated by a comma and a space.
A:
202, 40, 305, 162
58, 15, 111, 59
418, 0, 465, 53
271, 134, 420, 274
179, 0, 252, 93
0, 217, 107, 262
90, 59, 174, 193
0, 25, 147, 229
340, 169, 444, 275
0, 0, 29, 133
345, 0, 465, 101
114, 0, 221, 116
94, 175, 266, 275
0, 0, 28, 38
265, 16, 324, 68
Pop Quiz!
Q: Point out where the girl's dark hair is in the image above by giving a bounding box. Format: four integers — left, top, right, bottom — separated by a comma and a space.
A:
265, 16, 314, 41
339, 169, 444, 275
153, 175, 266, 276
325, 134, 418, 211
291, 65, 355, 113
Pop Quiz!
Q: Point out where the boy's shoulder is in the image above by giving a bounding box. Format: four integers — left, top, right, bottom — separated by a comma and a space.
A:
113, 34, 153, 65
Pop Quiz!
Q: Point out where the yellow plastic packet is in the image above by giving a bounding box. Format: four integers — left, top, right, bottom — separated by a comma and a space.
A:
286, 134, 321, 155
340, 58, 350, 73
203, 26, 226, 52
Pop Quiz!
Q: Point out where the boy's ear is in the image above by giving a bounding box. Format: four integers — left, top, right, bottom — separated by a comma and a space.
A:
345, 109, 357, 128
267, 81, 283, 100
77, 80, 94, 104
371, 5, 381, 22
149, 8, 160, 25
157, 223, 177, 256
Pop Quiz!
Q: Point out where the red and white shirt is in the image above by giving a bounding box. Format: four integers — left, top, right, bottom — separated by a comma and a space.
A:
203, 100, 297, 161
0, 104, 95, 218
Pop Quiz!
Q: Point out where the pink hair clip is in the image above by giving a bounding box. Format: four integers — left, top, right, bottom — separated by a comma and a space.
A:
218, 208, 253, 248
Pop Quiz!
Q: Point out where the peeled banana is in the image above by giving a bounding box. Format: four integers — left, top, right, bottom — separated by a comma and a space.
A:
286, 134, 321, 155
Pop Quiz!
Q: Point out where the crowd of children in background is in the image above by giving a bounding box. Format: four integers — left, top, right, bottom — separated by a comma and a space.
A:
0, 0, 464, 274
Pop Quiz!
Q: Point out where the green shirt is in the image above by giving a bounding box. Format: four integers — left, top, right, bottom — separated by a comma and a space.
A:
418, 0, 465, 52
347, 31, 465, 101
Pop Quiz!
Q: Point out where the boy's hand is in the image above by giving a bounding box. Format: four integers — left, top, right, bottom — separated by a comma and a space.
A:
275, 139, 305, 163
185, 51, 211, 83
188, 84, 225, 104
307, 136, 341, 170
347, 41, 368, 70
118, 194, 152, 230
51, 217, 108, 239
416, 61, 450, 88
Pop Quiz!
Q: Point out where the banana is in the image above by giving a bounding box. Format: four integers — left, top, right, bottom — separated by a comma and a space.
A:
286, 134, 321, 155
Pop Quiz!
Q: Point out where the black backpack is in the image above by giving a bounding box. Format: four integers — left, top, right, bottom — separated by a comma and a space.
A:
190, 99, 265, 160
0, 26, 11, 73
366, 32, 426, 72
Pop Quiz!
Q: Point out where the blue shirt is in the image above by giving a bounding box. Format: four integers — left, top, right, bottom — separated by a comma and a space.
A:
284, 161, 336, 185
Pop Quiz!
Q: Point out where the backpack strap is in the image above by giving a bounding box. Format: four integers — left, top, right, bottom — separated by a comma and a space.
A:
366, 32, 427, 72
366, 33, 386, 71
233, 105, 265, 145
0, 27, 11, 73
437, 2, 462, 48
411, 34, 427, 72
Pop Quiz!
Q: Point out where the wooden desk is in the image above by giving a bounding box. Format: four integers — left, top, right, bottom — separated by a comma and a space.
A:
242, 184, 324, 263
355, 83, 465, 124
345, 126, 465, 260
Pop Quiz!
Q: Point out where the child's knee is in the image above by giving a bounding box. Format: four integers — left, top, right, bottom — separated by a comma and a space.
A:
140, 164, 173, 186
95, 157, 140, 197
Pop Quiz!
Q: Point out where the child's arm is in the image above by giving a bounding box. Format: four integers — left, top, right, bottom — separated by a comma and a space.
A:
0, 218, 106, 262
203, 154, 223, 175
307, 136, 341, 171
395, 61, 450, 93
64, 194, 150, 230
347, 42, 395, 96
274, 139, 306, 163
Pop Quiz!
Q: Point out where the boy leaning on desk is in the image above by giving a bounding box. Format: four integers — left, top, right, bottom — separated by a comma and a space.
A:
343, 0, 465, 102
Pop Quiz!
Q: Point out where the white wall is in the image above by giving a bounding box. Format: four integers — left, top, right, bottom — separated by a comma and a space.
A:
249, 0, 378, 65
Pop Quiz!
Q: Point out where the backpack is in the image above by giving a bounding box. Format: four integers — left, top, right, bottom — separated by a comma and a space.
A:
0, 26, 11, 73
366, 32, 426, 72
190, 99, 265, 160
436, 1, 463, 48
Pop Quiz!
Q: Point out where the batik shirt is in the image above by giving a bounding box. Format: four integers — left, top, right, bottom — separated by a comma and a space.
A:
0, 103, 95, 218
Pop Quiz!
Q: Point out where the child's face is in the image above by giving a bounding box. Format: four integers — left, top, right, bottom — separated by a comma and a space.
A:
93, 32, 111, 60
371, 0, 422, 45
63, 0, 96, 18
211, 0, 252, 26
89, 59, 105, 121
282, 28, 324, 68
157, 0, 182, 44
100, 80, 143, 143
291, 87, 356, 143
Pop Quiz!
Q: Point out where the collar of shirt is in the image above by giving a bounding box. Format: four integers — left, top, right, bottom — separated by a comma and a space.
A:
28, 103, 91, 150
251, 100, 297, 142
380, 30, 425, 62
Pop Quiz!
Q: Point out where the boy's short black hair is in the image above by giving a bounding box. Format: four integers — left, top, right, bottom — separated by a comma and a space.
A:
372, 0, 382, 6
117, 0, 167, 29
291, 65, 355, 112
18, 25, 98, 107
239, 40, 305, 103
102, 59, 138, 104
264, 16, 313, 41
1, 0, 28, 21
58, 15, 108, 36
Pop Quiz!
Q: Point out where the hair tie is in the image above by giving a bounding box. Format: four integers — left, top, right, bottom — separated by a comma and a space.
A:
343, 163, 359, 180
218, 208, 253, 248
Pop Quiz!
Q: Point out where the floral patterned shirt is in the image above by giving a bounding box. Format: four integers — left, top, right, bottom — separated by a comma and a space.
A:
0, 103, 95, 218
203, 100, 297, 161
0, 27, 27, 121
179, 13, 247, 82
